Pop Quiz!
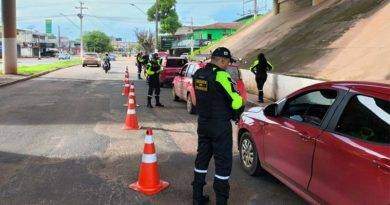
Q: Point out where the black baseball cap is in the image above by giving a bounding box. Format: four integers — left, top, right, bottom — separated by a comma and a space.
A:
211, 47, 236, 63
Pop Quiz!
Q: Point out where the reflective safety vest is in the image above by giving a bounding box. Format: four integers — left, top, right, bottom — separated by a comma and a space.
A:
146, 60, 163, 79
193, 63, 244, 120
250, 59, 273, 76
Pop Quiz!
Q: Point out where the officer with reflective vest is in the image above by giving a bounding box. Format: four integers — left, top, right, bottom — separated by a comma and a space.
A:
136, 52, 144, 79
249, 53, 273, 103
192, 47, 245, 205
146, 53, 164, 108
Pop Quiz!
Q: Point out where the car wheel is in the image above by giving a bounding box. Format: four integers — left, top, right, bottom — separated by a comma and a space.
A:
172, 88, 180, 101
82, 64, 86, 67
239, 132, 263, 176
186, 94, 196, 114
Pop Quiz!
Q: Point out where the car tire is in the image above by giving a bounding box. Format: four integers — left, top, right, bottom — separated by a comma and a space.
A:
172, 88, 180, 101
239, 132, 263, 176
82, 64, 86, 67
186, 94, 196, 114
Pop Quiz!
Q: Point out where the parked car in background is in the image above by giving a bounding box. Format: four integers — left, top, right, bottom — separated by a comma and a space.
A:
159, 56, 188, 86
108, 53, 116, 61
158, 51, 169, 59
58, 53, 71, 60
82, 52, 101, 67
172, 62, 248, 114
237, 81, 390, 205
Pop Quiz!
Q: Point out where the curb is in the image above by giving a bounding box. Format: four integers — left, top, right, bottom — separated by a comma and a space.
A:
0, 66, 68, 88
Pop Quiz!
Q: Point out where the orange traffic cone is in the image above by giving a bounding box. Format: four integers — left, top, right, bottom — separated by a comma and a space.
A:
122, 82, 130, 96
123, 83, 137, 107
124, 78, 130, 84
129, 129, 169, 195
123, 90, 140, 130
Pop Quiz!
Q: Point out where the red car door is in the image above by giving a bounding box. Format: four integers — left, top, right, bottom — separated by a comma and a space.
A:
182, 64, 194, 98
263, 89, 339, 189
309, 92, 390, 205
175, 64, 188, 99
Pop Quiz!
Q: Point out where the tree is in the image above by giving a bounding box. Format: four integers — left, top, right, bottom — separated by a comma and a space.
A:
83, 31, 113, 53
147, 0, 181, 35
134, 29, 155, 53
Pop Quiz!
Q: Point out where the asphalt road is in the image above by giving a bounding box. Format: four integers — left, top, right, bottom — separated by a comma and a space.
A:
0, 58, 306, 205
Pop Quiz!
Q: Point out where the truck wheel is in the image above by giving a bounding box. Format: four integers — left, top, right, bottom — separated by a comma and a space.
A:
239, 132, 263, 176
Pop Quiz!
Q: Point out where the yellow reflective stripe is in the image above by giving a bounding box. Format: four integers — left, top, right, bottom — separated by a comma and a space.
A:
146, 63, 155, 75
250, 60, 259, 72
215, 71, 243, 110
267, 61, 273, 70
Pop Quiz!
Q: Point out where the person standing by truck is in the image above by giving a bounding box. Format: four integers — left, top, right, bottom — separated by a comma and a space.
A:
250, 53, 273, 103
136, 52, 144, 79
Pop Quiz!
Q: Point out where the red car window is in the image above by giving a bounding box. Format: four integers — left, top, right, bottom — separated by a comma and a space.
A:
281, 89, 338, 126
166, 58, 187, 67
335, 95, 389, 144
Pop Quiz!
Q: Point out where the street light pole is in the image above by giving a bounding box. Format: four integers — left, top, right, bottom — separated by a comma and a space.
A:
155, 0, 159, 52
76, 1, 87, 58
1, 0, 17, 74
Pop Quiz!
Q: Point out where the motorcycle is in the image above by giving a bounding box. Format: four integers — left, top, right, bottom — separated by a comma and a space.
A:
103, 61, 110, 74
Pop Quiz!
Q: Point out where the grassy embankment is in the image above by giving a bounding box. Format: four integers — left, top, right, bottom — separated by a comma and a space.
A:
17, 58, 81, 75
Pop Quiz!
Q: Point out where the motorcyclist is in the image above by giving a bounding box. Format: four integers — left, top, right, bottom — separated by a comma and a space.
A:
103, 53, 111, 72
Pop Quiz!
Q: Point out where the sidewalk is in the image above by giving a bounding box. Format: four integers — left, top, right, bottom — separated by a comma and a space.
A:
246, 92, 273, 108
0, 75, 26, 87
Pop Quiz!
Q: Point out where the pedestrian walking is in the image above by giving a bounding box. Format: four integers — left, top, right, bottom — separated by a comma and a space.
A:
146, 53, 164, 108
192, 47, 245, 205
250, 53, 273, 103
136, 52, 144, 79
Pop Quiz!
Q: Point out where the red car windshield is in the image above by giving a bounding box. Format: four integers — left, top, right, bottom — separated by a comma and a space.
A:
166, 59, 187, 68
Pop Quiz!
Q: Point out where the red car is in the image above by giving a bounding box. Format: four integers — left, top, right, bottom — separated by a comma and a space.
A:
172, 62, 248, 114
159, 56, 188, 86
237, 81, 389, 205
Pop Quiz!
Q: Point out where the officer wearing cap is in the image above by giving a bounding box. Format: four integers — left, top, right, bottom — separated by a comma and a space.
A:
146, 53, 164, 108
192, 47, 245, 205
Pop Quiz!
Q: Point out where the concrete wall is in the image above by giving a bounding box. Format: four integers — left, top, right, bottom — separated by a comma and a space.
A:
240, 69, 323, 101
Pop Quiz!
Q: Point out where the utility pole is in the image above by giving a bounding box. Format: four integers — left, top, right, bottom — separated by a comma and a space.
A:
190, 17, 194, 55
76, 1, 87, 58
242, 0, 245, 16
155, 0, 159, 52
254, 0, 258, 19
1, 0, 17, 74
58, 26, 61, 52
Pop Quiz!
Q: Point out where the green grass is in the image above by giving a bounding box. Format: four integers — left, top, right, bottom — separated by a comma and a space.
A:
17, 58, 81, 75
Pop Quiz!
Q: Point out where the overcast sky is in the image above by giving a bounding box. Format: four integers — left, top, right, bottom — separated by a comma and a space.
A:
2, 0, 273, 42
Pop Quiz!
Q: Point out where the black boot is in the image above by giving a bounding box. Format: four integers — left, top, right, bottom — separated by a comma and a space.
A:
213, 179, 229, 205
258, 91, 264, 103
147, 97, 153, 108
155, 96, 164, 107
193, 172, 209, 205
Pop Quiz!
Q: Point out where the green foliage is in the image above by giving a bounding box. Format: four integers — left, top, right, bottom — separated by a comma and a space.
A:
134, 29, 155, 53
147, 0, 181, 35
83, 31, 113, 53
18, 58, 81, 75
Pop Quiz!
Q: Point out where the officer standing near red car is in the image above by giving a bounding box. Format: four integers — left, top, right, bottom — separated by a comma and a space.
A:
146, 53, 164, 108
192, 47, 245, 205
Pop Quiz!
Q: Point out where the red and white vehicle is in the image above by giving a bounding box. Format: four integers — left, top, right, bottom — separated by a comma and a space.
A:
159, 57, 188, 86
172, 62, 248, 114
237, 81, 390, 205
